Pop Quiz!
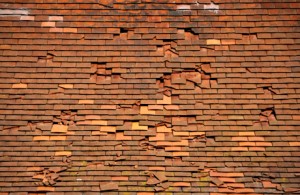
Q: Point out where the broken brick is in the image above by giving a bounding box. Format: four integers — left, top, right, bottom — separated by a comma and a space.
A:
100, 182, 119, 191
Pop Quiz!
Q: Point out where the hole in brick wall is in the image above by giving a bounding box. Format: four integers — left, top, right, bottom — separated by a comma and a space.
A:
120, 28, 129, 33
184, 28, 197, 35
157, 73, 173, 96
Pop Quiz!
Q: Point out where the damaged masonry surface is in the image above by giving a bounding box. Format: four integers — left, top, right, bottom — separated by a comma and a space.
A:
0, 0, 300, 194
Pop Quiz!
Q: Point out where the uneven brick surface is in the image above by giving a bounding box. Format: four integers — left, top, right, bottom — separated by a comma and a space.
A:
0, 0, 300, 194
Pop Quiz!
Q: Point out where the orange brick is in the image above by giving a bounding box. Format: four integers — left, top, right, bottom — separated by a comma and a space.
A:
256, 142, 272, 146
221, 39, 236, 45
207, 39, 221, 45
238, 132, 255, 136
49, 16, 63, 21
59, 84, 73, 89
173, 131, 189, 136
165, 147, 181, 151
116, 132, 132, 140
148, 167, 166, 171
63, 28, 77, 33
289, 142, 300, 146
248, 137, 265, 141
140, 106, 156, 115
100, 126, 116, 132
262, 181, 277, 188
190, 132, 205, 136
232, 137, 248, 141
210, 172, 244, 177
49, 27, 63, 32
91, 120, 108, 125
111, 176, 128, 181
239, 142, 255, 146
50, 136, 66, 141
36, 186, 55, 192
164, 105, 179, 110
12, 83, 27, 88
157, 95, 172, 104
55, 151, 72, 156
173, 152, 189, 156
173, 182, 191, 187
101, 105, 117, 110
249, 147, 265, 151
148, 105, 164, 110
231, 147, 248, 151
156, 126, 172, 133
51, 124, 68, 133
149, 133, 165, 141
41, 22, 55, 27
132, 122, 148, 130
137, 193, 155, 195
20, 16, 35, 21
157, 140, 188, 146
27, 167, 43, 171
79, 100, 94, 104
33, 136, 49, 141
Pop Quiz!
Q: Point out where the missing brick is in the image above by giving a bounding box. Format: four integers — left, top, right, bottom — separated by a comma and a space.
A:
184, 28, 197, 35
120, 28, 129, 33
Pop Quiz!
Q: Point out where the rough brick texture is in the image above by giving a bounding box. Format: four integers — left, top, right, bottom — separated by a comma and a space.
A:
0, 0, 300, 194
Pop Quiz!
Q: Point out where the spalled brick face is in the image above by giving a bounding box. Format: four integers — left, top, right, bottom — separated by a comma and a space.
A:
0, 0, 300, 194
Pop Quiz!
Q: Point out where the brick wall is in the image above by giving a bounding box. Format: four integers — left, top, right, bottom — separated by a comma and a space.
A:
0, 0, 300, 194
